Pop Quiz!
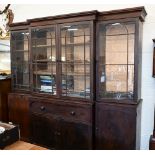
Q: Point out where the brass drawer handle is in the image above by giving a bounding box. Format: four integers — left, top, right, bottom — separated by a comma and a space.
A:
40, 106, 45, 111
70, 111, 76, 116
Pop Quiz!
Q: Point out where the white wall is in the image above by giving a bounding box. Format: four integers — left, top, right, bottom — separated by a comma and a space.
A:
9, 4, 155, 149
140, 5, 155, 149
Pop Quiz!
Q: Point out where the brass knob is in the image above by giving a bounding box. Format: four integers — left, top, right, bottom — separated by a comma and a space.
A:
40, 106, 45, 111
57, 132, 61, 136
70, 111, 76, 116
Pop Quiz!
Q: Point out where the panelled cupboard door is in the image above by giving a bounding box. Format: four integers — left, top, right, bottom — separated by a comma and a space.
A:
30, 112, 92, 150
59, 119, 92, 150
30, 113, 58, 149
95, 103, 137, 150
8, 93, 30, 141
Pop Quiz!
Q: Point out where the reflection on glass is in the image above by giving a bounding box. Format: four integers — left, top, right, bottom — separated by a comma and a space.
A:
99, 22, 135, 99
60, 23, 91, 98
11, 31, 29, 90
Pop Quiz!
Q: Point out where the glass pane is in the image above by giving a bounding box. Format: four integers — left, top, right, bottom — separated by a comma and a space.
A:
11, 31, 29, 90
31, 27, 56, 62
106, 35, 127, 64
12, 62, 29, 89
128, 65, 134, 93
33, 62, 56, 94
99, 65, 134, 99
106, 65, 127, 92
12, 51, 29, 63
128, 34, 135, 64
98, 22, 135, 99
12, 32, 29, 51
60, 23, 91, 98
61, 75, 90, 98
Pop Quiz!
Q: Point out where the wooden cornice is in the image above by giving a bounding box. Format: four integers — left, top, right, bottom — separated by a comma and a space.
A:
10, 6, 147, 30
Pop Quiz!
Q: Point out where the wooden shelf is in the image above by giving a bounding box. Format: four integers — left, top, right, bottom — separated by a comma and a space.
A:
32, 42, 90, 48
13, 50, 28, 52
32, 45, 55, 48
31, 35, 90, 41
33, 71, 56, 75
32, 60, 56, 63
62, 61, 90, 64
32, 37, 55, 40
33, 70, 90, 76
32, 60, 90, 64
12, 39, 28, 42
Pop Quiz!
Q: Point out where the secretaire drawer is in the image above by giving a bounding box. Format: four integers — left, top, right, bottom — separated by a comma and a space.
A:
29, 99, 92, 124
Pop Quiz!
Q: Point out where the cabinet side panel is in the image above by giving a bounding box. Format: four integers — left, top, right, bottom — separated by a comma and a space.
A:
8, 93, 30, 141
0, 79, 11, 122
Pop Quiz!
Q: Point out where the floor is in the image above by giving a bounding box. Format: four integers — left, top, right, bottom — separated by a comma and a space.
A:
4, 141, 48, 150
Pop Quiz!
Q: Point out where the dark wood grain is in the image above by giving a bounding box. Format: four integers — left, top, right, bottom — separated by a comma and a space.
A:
29, 98, 92, 125
95, 102, 140, 150
8, 93, 30, 142
0, 79, 11, 122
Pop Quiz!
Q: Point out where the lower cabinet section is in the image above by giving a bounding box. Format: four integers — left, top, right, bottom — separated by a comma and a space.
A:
95, 101, 142, 150
29, 98, 92, 149
8, 93, 142, 150
30, 113, 92, 149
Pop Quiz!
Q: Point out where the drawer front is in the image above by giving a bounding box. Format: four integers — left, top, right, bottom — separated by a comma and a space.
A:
30, 99, 92, 124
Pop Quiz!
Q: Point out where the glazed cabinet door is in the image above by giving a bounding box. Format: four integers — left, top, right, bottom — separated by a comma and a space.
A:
8, 93, 30, 141
11, 31, 30, 91
60, 22, 92, 99
97, 21, 136, 100
29, 22, 94, 99
31, 26, 57, 95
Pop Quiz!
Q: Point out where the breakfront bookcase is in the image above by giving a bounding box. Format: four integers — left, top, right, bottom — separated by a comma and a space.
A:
8, 6, 147, 150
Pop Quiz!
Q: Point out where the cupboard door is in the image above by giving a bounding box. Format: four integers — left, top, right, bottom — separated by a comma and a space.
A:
30, 113, 57, 149
8, 93, 30, 141
11, 31, 30, 90
95, 103, 137, 150
60, 22, 91, 99
60, 119, 92, 150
